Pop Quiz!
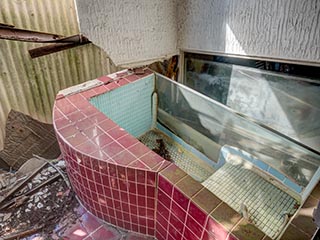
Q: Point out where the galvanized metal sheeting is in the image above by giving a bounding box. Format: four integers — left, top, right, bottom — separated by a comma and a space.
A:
0, 0, 119, 149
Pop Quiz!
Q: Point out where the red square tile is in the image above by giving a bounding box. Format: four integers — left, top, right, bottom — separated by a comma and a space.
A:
107, 127, 127, 139
76, 141, 99, 154
157, 202, 170, 219
129, 182, 137, 194
67, 110, 86, 122
113, 150, 136, 165
55, 116, 71, 130
121, 203, 130, 213
56, 99, 78, 115
120, 192, 128, 202
136, 170, 146, 184
168, 224, 183, 240
95, 183, 104, 195
82, 105, 98, 117
83, 126, 104, 139
140, 151, 164, 168
130, 205, 138, 216
110, 177, 119, 189
138, 208, 147, 217
184, 226, 199, 240
146, 171, 156, 186
102, 142, 125, 157
132, 224, 139, 233
152, 160, 171, 172
86, 169, 95, 182
158, 175, 173, 196
147, 197, 155, 209
169, 214, 184, 233
128, 160, 149, 170
90, 112, 107, 124
138, 195, 146, 207
107, 163, 117, 177
98, 119, 117, 132
206, 217, 228, 240
98, 161, 108, 173
98, 75, 113, 83
189, 201, 207, 226
137, 184, 146, 195
90, 150, 108, 161
67, 93, 86, 103
117, 166, 126, 180
147, 228, 155, 237
59, 124, 78, 138
118, 135, 139, 148
147, 208, 154, 219
171, 201, 186, 222
158, 189, 171, 207
139, 226, 147, 235
202, 231, 216, 240
66, 132, 88, 146
75, 118, 93, 130
127, 168, 136, 182
109, 216, 117, 226
186, 215, 203, 238
129, 196, 137, 207
119, 179, 129, 192
117, 78, 129, 85
105, 81, 119, 91
81, 89, 97, 99
108, 208, 115, 217
104, 187, 111, 197
125, 74, 140, 82
93, 85, 108, 95
156, 222, 167, 240
128, 143, 150, 158
124, 221, 132, 230
91, 133, 113, 148
173, 187, 189, 210
146, 186, 155, 198
115, 210, 123, 220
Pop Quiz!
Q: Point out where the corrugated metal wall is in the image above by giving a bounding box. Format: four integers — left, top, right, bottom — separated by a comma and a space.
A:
0, 0, 119, 149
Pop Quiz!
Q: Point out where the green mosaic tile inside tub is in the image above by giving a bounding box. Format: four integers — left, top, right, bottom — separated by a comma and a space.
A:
90, 76, 155, 137
202, 161, 298, 239
139, 129, 215, 182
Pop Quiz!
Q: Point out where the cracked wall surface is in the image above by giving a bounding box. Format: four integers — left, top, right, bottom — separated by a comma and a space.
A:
75, 0, 178, 66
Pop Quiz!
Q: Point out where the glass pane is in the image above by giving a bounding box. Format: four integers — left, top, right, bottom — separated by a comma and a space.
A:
156, 74, 320, 188
184, 55, 320, 151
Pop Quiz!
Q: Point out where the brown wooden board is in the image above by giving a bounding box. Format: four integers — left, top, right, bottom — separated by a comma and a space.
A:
0, 110, 60, 170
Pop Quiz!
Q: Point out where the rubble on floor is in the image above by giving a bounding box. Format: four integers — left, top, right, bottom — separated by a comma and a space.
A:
0, 110, 60, 170
0, 157, 155, 240
0, 157, 79, 239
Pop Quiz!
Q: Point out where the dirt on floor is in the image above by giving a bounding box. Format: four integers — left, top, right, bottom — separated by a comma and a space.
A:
0, 158, 80, 240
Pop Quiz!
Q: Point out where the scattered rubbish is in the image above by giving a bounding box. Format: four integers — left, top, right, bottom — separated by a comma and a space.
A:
0, 110, 60, 170
0, 157, 79, 239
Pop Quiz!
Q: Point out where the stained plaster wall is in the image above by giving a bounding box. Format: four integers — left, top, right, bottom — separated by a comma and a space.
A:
177, 0, 320, 63
75, 0, 178, 67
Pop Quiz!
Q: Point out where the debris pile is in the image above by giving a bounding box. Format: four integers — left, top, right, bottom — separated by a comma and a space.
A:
0, 157, 79, 239
153, 139, 172, 162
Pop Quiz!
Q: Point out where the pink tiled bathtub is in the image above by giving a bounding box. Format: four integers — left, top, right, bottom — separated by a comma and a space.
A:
53, 69, 316, 240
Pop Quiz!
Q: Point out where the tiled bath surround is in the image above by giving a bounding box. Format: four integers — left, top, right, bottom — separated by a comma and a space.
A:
53, 69, 317, 240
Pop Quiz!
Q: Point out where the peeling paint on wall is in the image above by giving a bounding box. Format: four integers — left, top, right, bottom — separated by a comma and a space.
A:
0, 0, 119, 150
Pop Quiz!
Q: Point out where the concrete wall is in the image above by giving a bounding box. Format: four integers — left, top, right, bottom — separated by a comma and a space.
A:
75, 0, 178, 66
178, 0, 320, 63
